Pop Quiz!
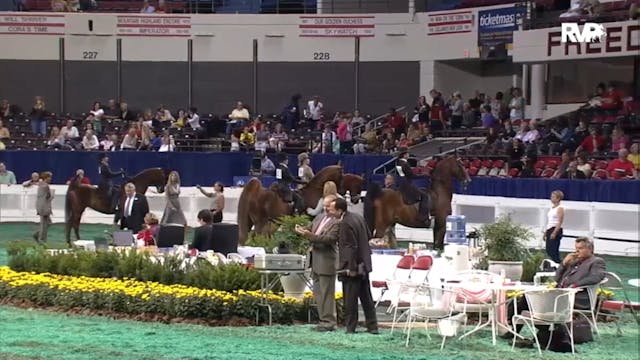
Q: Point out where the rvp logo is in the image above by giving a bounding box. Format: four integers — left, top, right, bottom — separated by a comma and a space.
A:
561, 23, 606, 43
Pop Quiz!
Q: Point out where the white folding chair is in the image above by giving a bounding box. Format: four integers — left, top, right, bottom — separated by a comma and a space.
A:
450, 270, 501, 342
512, 288, 577, 355
596, 272, 640, 335
404, 284, 465, 350
214, 252, 228, 264
227, 252, 247, 264
574, 279, 607, 338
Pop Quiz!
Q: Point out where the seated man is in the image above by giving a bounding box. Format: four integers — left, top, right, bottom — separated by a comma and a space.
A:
190, 209, 213, 252
506, 237, 606, 343
395, 151, 429, 225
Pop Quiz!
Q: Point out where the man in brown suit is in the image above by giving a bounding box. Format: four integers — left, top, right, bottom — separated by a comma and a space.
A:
34, 171, 53, 243
333, 197, 378, 334
296, 194, 340, 331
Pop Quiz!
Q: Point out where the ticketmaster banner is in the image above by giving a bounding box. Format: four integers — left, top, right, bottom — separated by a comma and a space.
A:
478, 6, 525, 47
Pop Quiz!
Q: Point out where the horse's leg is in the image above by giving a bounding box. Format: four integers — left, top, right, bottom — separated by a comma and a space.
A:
432, 215, 446, 251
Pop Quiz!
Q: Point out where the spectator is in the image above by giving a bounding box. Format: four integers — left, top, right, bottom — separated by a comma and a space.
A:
461, 102, 475, 128
307, 96, 324, 127
576, 155, 592, 178
481, 104, 497, 130
230, 133, 240, 152
138, 124, 153, 150
189, 209, 213, 252
491, 91, 507, 120
600, 82, 622, 113
0, 119, 10, 139
281, 94, 301, 131
260, 151, 276, 175
429, 97, 446, 134
156, 105, 174, 125
119, 102, 136, 122
575, 127, 604, 156
500, 119, 516, 143
60, 119, 79, 140
416, 96, 430, 124
610, 126, 630, 153
519, 155, 537, 178
507, 139, 526, 170
383, 174, 396, 190
227, 101, 250, 137
22, 172, 40, 187
508, 88, 525, 122
103, 99, 121, 119
172, 109, 186, 128
158, 134, 175, 152
353, 122, 376, 154
629, 143, 640, 171
552, 151, 572, 179
121, 128, 138, 150
450, 91, 464, 129
0, 99, 19, 119
187, 107, 201, 131
47, 127, 66, 150
407, 122, 425, 145
352, 109, 366, 128
82, 129, 99, 150
30, 96, 48, 136
562, 161, 587, 179
254, 120, 269, 153
522, 121, 540, 144
606, 148, 637, 179
140, 0, 155, 12
87, 101, 104, 134
0, 162, 16, 184
320, 125, 339, 154
337, 115, 353, 154
136, 213, 160, 246
100, 134, 116, 151
396, 133, 410, 150
66, 169, 92, 185
239, 127, 255, 149
387, 108, 405, 137
298, 152, 314, 183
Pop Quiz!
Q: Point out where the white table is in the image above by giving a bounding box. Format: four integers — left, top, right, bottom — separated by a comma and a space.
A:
629, 279, 640, 287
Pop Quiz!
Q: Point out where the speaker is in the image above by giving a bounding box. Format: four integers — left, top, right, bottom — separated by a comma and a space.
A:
157, 224, 186, 248
210, 223, 239, 255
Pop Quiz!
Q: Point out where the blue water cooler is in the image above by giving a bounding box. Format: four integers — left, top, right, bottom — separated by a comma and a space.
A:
445, 215, 467, 245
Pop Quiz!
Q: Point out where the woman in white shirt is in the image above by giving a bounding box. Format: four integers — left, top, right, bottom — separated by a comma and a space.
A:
82, 130, 99, 150
158, 134, 175, 152
509, 88, 525, 122
545, 190, 565, 263
121, 128, 138, 150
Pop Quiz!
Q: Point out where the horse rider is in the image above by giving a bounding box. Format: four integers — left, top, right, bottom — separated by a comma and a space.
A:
97, 153, 125, 212
395, 150, 430, 225
275, 152, 307, 213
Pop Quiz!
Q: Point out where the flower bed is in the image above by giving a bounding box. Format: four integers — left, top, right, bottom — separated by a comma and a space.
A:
0, 266, 342, 325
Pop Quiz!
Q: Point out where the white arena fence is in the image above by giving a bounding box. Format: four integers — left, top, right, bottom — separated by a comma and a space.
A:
0, 185, 637, 256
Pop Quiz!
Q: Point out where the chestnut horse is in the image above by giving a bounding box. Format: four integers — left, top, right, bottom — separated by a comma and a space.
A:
64, 167, 170, 244
364, 156, 471, 250
237, 165, 366, 245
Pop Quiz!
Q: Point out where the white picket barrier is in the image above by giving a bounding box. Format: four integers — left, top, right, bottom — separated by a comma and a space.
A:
0, 184, 637, 256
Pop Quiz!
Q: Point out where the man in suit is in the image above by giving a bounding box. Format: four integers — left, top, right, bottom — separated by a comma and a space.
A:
115, 182, 149, 234
33, 171, 53, 243
332, 197, 379, 334
555, 236, 606, 308
295, 194, 340, 331
190, 209, 214, 252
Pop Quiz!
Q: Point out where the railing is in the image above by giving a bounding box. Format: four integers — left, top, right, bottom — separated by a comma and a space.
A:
1, 185, 636, 255
352, 105, 407, 136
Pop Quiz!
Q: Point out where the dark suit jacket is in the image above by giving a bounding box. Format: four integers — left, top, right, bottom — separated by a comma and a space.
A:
555, 255, 606, 305
190, 224, 213, 252
115, 193, 149, 234
338, 211, 372, 275
308, 214, 340, 276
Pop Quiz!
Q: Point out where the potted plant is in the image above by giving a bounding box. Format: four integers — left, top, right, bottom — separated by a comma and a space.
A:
478, 214, 533, 281
247, 215, 311, 299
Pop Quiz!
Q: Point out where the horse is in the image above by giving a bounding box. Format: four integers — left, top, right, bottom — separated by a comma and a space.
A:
364, 156, 471, 250
237, 165, 368, 245
64, 167, 170, 245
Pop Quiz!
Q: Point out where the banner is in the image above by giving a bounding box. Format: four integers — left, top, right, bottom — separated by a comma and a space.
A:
299, 16, 375, 37
477, 6, 525, 47
0, 14, 64, 35
116, 15, 191, 37
427, 11, 473, 36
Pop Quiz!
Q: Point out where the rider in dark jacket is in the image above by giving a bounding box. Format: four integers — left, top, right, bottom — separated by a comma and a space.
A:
396, 151, 430, 225
98, 153, 124, 212
275, 152, 306, 213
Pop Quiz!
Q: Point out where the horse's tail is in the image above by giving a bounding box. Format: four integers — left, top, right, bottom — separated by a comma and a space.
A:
237, 178, 260, 245
364, 181, 382, 236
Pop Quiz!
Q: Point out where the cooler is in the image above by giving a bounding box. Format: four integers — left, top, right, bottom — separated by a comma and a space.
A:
445, 215, 467, 245
254, 254, 306, 271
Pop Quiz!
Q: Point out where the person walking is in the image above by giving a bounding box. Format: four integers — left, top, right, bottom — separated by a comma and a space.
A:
161, 171, 187, 225
545, 190, 565, 263
33, 172, 53, 243
197, 181, 225, 223
332, 197, 379, 334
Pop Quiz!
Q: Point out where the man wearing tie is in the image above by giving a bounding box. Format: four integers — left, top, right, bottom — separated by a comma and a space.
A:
33, 171, 54, 243
115, 182, 149, 234
295, 194, 340, 332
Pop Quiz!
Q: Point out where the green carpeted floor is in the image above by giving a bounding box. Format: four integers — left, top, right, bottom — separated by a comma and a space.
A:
0, 222, 638, 360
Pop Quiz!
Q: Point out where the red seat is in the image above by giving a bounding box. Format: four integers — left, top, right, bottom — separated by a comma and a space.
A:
427, 159, 438, 168
508, 168, 520, 177
534, 168, 543, 177
546, 160, 559, 170
481, 159, 492, 168
470, 159, 482, 168
412, 255, 433, 271
468, 167, 479, 176
373, 255, 414, 308
540, 168, 555, 178
592, 169, 608, 179
424, 167, 434, 176
534, 160, 545, 169
493, 159, 505, 169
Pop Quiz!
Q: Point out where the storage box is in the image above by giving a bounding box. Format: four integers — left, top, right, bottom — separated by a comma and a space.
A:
254, 254, 306, 271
